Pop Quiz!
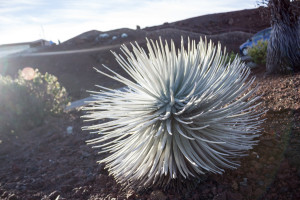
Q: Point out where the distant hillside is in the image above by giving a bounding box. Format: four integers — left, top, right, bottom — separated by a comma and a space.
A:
1, 6, 273, 99
144, 7, 270, 35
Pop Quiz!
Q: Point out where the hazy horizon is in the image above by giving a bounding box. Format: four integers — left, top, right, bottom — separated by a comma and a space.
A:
0, 0, 257, 45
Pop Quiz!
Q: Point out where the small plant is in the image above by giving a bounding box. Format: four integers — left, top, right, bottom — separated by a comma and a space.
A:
248, 40, 268, 65
0, 68, 70, 133
226, 51, 240, 64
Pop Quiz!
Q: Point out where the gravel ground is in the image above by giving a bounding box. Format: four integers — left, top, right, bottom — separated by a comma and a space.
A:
0, 69, 299, 200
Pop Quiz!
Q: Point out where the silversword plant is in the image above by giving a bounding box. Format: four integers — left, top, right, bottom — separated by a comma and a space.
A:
82, 37, 264, 188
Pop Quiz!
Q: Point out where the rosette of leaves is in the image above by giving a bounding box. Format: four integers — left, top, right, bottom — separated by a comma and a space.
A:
82, 38, 264, 188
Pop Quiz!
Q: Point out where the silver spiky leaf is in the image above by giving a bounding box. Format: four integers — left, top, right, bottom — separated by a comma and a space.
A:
82, 37, 264, 188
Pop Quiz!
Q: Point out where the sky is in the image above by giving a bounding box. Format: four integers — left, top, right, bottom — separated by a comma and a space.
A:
0, 0, 257, 45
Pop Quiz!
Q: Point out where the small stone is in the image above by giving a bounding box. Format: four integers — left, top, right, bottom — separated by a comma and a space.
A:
184, 192, 191, 199
126, 189, 136, 199
217, 185, 225, 193
60, 185, 72, 193
227, 192, 243, 200
30, 178, 44, 190
278, 173, 288, 180
254, 188, 264, 197
32, 193, 43, 200
66, 126, 73, 134
232, 181, 238, 190
268, 156, 275, 162
150, 190, 167, 200
241, 55, 252, 62
213, 192, 226, 200
202, 188, 210, 194
20, 185, 27, 191
239, 185, 252, 194
192, 193, 200, 199
257, 180, 264, 186
254, 162, 263, 170
247, 61, 258, 69
105, 182, 112, 188
279, 186, 288, 193
240, 178, 248, 187
100, 188, 106, 193
212, 186, 217, 195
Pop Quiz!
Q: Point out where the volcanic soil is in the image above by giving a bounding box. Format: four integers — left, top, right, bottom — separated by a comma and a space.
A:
1, 6, 300, 200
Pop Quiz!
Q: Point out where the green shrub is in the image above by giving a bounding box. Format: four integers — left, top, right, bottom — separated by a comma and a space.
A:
0, 69, 70, 133
248, 40, 268, 65
225, 51, 240, 64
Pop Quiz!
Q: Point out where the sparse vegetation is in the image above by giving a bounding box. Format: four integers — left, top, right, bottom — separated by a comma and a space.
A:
0, 69, 70, 133
248, 40, 268, 65
226, 51, 240, 64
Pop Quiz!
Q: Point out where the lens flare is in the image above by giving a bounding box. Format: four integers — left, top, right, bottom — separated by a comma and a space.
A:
21, 67, 35, 80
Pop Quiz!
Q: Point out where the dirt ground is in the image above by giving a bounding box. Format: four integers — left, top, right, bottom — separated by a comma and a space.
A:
1, 6, 300, 200
0, 69, 299, 200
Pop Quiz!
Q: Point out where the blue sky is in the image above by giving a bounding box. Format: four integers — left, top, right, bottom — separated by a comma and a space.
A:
0, 0, 257, 45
